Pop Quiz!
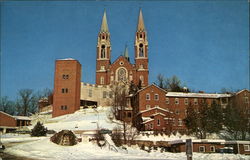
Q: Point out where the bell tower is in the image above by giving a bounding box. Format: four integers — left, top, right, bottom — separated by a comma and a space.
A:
135, 9, 149, 87
96, 10, 111, 85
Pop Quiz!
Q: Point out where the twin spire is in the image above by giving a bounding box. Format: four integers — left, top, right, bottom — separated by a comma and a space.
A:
100, 9, 145, 33
100, 10, 109, 33
137, 9, 145, 31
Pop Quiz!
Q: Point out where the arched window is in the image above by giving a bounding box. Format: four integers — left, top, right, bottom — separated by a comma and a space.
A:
100, 77, 104, 85
140, 75, 144, 84
101, 45, 105, 58
139, 43, 144, 57
117, 68, 126, 81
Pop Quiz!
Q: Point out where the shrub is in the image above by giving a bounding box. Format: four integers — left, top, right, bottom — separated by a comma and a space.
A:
31, 121, 47, 137
111, 127, 123, 147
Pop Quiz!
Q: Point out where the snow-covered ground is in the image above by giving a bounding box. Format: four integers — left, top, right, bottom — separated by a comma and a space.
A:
29, 107, 120, 132
3, 136, 250, 160
1, 107, 250, 160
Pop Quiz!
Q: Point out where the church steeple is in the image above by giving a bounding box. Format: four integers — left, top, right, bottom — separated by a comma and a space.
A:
100, 10, 109, 33
96, 10, 111, 85
134, 9, 149, 87
137, 9, 146, 32
123, 45, 130, 62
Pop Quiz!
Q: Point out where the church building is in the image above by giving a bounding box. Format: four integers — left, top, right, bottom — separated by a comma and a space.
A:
95, 9, 149, 87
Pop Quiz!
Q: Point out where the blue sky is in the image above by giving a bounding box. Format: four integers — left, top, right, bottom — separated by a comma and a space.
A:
1, 0, 249, 99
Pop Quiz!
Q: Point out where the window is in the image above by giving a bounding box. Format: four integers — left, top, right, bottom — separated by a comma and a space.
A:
129, 75, 133, 81
61, 105, 68, 110
101, 45, 106, 58
175, 98, 179, 105
127, 112, 132, 118
117, 68, 127, 81
172, 118, 176, 126
184, 98, 188, 105
103, 91, 107, 98
210, 146, 215, 152
155, 105, 159, 108
157, 119, 160, 126
146, 93, 150, 100
139, 64, 143, 69
109, 91, 113, 98
244, 145, 250, 151
139, 43, 144, 57
151, 123, 153, 129
62, 88, 68, 93
100, 77, 104, 85
88, 89, 92, 97
194, 98, 198, 105
199, 146, 205, 152
111, 76, 114, 82
221, 98, 228, 104
146, 105, 151, 110
178, 119, 182, 126
100, 66, 105, 70
166, 98, 169, 104
245, 97, 249, 104
154, 94, 159, 101
176, 109, 180, 115
62, 74, 69, 79
140, 75, 144, 84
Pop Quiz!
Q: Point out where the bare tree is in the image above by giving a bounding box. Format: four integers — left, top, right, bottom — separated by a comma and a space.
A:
110, 82, 129, 144
0, 96, 15, 115
17, 89, 36, 116
156, 74, 165, 89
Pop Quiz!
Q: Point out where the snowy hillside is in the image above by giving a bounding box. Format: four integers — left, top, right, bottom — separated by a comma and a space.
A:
2, 107, 250, 160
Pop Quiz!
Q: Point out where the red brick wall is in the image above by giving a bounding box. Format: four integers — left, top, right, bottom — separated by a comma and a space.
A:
0, 112, 16, 127
52, 60, 81, 117
167, 97, 220, 132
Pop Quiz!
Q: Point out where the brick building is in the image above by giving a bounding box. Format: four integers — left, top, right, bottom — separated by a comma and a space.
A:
95, 9, 149, 87
52, 58, 81, 117
165, 91, 231, 133
0, 111, 31, 133
131, 84, 173, 132
130, 86, 249, 133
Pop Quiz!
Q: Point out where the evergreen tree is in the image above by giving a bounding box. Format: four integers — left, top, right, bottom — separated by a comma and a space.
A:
31, 121, 47, 137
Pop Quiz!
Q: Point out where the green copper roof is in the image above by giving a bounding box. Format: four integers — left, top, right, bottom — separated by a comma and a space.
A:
124, 45, 129, 58
100, 10, 109, 33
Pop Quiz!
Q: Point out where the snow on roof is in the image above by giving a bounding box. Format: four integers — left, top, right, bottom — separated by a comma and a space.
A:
151, 112, 166, 117
235, 89, 250, 95
166, 92, 231, 98
57, 58, 75, 60
169, 139, 227, 145
0, 111, 13, 118
142, 117, 151, 122
142, 119, 154, 124
225, 141, 250, 145
138, 106, 170, 115
136, 84, 167, 95
13, 116, 31, 121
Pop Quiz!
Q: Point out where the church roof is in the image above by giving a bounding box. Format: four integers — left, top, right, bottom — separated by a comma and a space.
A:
100, 10, 109, 33
137, 9, 146, 31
